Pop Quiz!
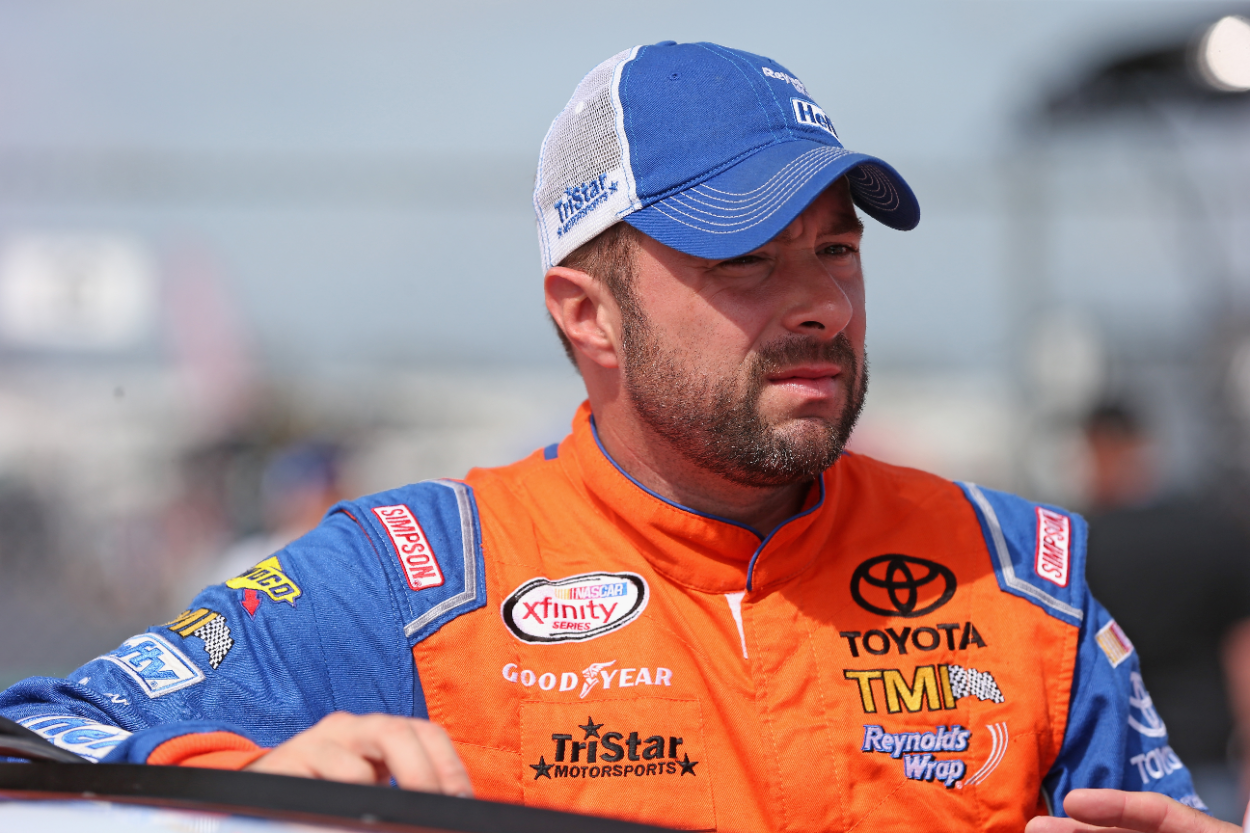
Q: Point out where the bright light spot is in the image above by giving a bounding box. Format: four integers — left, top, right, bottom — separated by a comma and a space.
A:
1197, 15, 1250, 92
0, 234, 156, 351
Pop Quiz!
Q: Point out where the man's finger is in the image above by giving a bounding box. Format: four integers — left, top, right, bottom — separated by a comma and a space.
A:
410, 719, 474, 797
374, 720, 443, 793
304, 740, 385, 786
1026, 818, 1136, 833
1063, 790, 1239, 833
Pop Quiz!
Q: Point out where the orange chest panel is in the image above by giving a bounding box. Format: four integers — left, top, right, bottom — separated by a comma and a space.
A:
412, 433, 1077, 832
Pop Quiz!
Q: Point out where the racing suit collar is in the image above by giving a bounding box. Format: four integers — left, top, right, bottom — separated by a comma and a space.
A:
560, 402, 833, 594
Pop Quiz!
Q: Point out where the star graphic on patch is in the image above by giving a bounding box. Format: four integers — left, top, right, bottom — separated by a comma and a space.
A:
578, 716, 603, 739
530, 756, 553, 780
678, 753, 698, 776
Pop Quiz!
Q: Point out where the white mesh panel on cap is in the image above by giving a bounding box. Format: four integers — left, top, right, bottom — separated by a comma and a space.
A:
534, 46, 640, 271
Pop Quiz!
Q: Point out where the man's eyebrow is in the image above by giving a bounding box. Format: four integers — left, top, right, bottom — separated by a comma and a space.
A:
825, 213, 865, 236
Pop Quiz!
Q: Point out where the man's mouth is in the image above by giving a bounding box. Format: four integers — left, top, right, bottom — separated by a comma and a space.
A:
765, 366, 843, 397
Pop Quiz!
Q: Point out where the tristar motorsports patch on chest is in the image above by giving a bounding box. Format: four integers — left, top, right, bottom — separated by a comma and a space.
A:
528, 714, 698, 782
503, 572, 648, 644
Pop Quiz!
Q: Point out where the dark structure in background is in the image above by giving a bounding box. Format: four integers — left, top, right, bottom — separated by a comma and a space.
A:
1081, 402, 1250, 772
1031, 16, 1250, 821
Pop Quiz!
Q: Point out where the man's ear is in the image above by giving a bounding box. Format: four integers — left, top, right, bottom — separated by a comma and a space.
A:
545, 266, 621, 370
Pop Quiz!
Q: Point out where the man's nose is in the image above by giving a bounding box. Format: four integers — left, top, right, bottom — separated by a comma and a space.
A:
777, 254, 855, 338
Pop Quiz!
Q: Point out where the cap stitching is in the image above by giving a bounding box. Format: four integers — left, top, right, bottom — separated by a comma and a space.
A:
651, 152, 857, 232
703, 42, 796, 142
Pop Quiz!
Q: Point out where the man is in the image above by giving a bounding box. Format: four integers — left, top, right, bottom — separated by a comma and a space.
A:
0, 41, 1235, 833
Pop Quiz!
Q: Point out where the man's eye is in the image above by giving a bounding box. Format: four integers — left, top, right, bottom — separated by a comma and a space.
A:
719, 255, 762, 267
824, 243, 857, 256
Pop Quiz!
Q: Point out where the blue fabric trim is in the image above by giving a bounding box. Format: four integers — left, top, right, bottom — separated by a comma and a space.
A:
336, 480, 488, 645
589, 415, 761, 538
543, 442, 560, 460
588, 414, 827, 590
745, 476, 825, 591
1044, 594, 1205, 813
412, 661, 429, 720
957, 482, 1085, 627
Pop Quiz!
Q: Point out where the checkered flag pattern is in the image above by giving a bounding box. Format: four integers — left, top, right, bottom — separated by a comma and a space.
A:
193, 616, 234, 670
948, 664, 1005, 704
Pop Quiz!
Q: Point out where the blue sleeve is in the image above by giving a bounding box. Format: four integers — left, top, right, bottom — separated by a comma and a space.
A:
1044, 593, 1208, 813
957, 482, 1208, 815
0, 478, 486, 764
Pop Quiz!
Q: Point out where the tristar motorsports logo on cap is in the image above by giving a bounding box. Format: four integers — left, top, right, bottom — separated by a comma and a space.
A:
503, 572, 648, 644
553, 174, 619, 240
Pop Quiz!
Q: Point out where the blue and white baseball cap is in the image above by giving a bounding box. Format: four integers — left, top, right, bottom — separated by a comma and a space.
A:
534, 41, 920, 271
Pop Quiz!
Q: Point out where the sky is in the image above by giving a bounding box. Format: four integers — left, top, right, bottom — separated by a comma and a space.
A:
0, 0, 1242, 370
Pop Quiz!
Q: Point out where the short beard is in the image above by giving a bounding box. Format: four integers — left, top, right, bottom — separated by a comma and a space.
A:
621, 311, 868, 488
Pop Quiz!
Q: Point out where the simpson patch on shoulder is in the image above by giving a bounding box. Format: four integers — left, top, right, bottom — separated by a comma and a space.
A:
502, 572, 647, 644
1096, 619, 1135, 668
100, 633, 205, 697
373, 504, 444, 591
1034, 507, 1071, 588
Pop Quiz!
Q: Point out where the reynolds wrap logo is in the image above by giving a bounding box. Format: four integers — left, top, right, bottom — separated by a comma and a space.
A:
861, 724, 971, 789
553, 174, 618, 239
502, 572, 648, 644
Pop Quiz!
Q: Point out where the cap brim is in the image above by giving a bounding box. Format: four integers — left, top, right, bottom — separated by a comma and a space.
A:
623, 140, 919, 260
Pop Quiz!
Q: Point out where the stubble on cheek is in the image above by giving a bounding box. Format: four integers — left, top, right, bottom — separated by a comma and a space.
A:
621, 313, 868, 487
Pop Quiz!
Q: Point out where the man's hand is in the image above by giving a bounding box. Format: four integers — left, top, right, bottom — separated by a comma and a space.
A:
1025, 789, 1239, 833
245, 712, 473, 797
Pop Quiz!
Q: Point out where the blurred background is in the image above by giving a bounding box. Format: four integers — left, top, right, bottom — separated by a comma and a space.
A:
0, 0, 1249, 819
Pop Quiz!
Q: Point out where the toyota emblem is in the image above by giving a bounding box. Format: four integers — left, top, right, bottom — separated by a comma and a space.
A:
850, 554, 956, 618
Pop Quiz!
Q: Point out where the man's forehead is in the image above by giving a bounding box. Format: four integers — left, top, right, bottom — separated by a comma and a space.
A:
765, 183, 862, 247
629, 179, 861, 265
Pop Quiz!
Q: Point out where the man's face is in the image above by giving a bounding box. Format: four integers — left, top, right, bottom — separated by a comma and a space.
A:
619, 182, 868, 487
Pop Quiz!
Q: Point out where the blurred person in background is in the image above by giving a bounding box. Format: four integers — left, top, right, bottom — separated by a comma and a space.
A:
1082, 401, 1250, 820
181, 440, 344, 596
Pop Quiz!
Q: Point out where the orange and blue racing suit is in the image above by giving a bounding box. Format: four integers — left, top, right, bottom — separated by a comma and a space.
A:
0, 403, 1206, 830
